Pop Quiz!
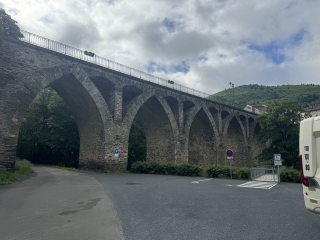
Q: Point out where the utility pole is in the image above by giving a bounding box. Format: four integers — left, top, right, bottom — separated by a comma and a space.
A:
229, 82, 235, 110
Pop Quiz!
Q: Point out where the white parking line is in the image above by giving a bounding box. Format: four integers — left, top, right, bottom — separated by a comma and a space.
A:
238, 181, 277, 189
191, 178, 213, 184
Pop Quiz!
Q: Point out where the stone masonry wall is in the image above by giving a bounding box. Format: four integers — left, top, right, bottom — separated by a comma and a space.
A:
188, 109, 216, 166
0, 38, 262, 171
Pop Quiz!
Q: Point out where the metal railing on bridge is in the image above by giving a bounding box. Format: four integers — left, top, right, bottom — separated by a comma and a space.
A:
19, 30, 210, 99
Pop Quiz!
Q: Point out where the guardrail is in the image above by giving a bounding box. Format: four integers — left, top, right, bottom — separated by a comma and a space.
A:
251, 166, 283, 182
19, 30, 210, 99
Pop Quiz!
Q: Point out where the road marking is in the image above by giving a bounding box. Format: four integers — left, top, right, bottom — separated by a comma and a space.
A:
191, 178, 213, 184
237, 181, 277, 189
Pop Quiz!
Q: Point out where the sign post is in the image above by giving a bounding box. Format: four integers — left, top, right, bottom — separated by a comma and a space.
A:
114, 148, 120, 158
226, 149, 234, 179
274, 154, 282, 183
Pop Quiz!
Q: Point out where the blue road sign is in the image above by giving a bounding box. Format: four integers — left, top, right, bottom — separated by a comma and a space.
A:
226, 149, 234, 157
274, 154, 282, 166
274, 154, 281, 161
114, 148, 119, 154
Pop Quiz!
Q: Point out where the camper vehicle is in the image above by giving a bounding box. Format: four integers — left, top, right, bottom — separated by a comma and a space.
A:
299, 116, 320, 213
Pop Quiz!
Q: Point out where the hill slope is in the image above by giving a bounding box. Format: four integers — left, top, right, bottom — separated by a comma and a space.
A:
208, 84, 320, 109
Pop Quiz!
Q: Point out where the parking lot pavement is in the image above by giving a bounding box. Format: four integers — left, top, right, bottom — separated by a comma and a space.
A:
93, 173, 320, 240
2, 167, 320, 240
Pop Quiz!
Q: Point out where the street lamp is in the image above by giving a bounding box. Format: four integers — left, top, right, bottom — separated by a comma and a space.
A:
229, 82, 235, 109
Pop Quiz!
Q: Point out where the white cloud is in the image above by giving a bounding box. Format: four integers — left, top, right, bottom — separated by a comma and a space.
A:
2, 0, 320, 94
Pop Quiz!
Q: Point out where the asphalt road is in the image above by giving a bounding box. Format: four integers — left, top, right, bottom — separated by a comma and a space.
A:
0, 167, 124, 240
1, 166, 320, 240
94, 173, 320, 240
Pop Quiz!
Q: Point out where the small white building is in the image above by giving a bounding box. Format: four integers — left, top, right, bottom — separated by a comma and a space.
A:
304, 104, 320, 117
244, 105, 266, 114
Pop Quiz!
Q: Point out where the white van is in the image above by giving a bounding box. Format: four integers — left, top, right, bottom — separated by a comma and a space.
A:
299, 116, 320, 213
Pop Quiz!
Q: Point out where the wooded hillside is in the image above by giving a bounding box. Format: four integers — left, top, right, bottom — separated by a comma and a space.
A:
208, 84, 320, 109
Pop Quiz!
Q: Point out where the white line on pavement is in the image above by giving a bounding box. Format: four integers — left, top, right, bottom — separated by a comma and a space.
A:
191, 178, 213, 184
237, 181, 277, 189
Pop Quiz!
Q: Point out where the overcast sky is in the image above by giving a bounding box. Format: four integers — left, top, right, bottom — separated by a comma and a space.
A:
1, 0, 320, 94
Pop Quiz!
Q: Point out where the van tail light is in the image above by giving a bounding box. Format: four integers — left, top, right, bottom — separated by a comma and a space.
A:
300, 155, 310, 187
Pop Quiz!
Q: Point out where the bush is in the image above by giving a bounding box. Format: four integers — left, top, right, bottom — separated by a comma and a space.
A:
130, 162, 202, 177
161, 162, 179, 175
206, 165, 251, 180
130, 161, 149, 173
280, 167, 301, 183
0, 159, 33, 185
176, 163, 202, 177
233, 167, 251, 180
206, 165, 230, 178
131, 162, 251, 180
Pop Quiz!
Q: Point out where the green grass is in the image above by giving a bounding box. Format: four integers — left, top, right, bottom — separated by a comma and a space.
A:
0, 159, 33, 186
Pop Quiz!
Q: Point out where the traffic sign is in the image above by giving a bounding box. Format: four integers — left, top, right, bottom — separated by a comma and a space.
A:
274, 154, 282, 166
226, 149, 233, 157
114, 148, 120, 157
226, 149, 234, 160
226, 149, 234, 179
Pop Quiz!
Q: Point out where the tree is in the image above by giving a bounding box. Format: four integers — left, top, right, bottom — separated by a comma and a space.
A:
257, 99, 303, 169
0, 8, 23, 44
17, 89, 80, 167
127, 116, 146, 169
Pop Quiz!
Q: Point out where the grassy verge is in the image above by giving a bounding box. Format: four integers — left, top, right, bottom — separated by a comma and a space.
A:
0, 159, 33, 186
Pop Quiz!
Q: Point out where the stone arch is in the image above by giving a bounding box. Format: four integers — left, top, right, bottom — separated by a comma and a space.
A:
208, 106, 219, 123
0, 62, 111, 171
128, 95, 176, 163
47, 66, 112, 171
183, 100, 195, 113
223, 116, 249, 167
202, 106, 219, 138
156, 96, 180, 139
222, 114, 234, 137
122, 92, 154, 132
221, 109, 231, 133
237, 114, 248, 139
249, 118, 258, 139
122, 85, 143, 118
221, 109, 231, 118
165, 96, 179, 124
184, 105, 202, 137
188, 108, 216, 166
222, 114, 247, 142
122, 91, 180, 163
89, 76, 116, 119
250, 122, 265, 166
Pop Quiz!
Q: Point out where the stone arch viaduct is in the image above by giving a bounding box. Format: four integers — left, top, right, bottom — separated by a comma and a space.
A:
0, 34, 265, 171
